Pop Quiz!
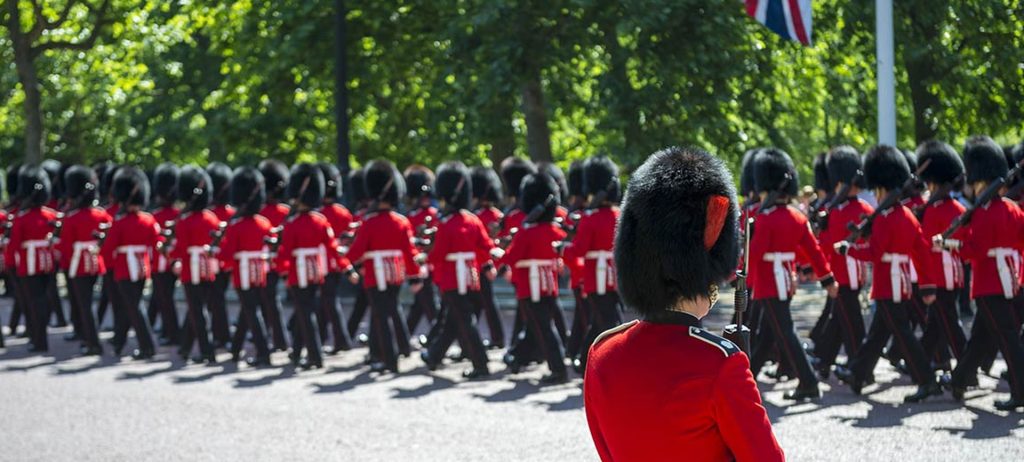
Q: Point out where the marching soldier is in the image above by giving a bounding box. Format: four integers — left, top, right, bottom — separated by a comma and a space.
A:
497, 157, 537, 238
585, 146, 783, 461
747, 148, 836, 401
257, 160, 291, 351
317, 162, 355, 353
148, 163, 181, 346
206, 162, 236, 348
345, 168, 373, 341
834, 145, 943, 403
563, 161, 588, 360
403, 165, 439, 342
470, 166, 507, 348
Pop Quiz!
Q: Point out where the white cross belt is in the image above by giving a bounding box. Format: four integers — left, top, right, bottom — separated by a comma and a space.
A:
881, 253, 911, 303
116, 245, 149, 281
70, 240, 99, 278
365, 249, 403, 292
515, 259, 556, 302
987, 247, 1020, 299
22, 239, 51, 276
585, 250, 615, 295
763, 252, 796, 301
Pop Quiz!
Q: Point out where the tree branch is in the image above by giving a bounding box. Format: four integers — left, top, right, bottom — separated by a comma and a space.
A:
30, 0, 109, 58
27, 0, 46, 41
46, 0, 80, 31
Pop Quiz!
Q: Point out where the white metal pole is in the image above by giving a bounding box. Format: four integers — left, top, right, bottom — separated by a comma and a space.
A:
876, 0, 897, 145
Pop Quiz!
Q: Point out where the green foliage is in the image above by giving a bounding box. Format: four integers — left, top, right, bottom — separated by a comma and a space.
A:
2, 0, 1022, 183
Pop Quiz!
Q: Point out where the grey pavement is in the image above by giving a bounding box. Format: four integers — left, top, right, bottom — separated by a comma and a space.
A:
0, 284, 1022, 461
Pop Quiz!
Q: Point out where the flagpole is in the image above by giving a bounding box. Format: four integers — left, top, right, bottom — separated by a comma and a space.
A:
876, 0, 897, 145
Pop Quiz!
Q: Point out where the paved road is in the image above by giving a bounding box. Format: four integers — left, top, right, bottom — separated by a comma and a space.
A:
0, 286, 1022, 461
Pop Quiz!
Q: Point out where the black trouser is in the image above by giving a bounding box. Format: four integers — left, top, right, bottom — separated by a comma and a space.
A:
850, 299, 934, 386
507, 296, 567, 377
565, 287, 588, 359
406, 278, 438, 335
920, 289, 967, 363
230, 287, 271, 360
179, 282, 214, 357
261, 271, 288, 350
550, 297, 568, 346
318, 272, 353, 350
368, 285, 402, 370
426, 290, 489, 371
959, 264, 973, 315
749, 298, 818, 388
476, 276, 505, 347
577, 291, 623, 369
814, 287, 865, 370
347, 286, 369, 338
18, 275, 53, 350
810, 296, 834, 350
96, 273, 114, 328
952, 296, 1024, 399
291, 285, 324, 365
69, 275, 100, 351
208, 271, 232, 346
6, 273, 22, 334
112, 279, 155, 354
149, 271, 179, 342
46, 273, 66, 327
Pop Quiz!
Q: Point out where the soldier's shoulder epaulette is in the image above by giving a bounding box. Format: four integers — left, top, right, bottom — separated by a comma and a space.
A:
308, 210, 327, 220
592, 320, 639, 347
688, 326, 741, 357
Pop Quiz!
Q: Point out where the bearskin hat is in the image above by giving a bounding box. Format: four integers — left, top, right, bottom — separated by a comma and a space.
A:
470, 166, 502, 204
826, 145, 864, 188
538, 162, 568, 204
583, 156, 621, 204
500, 157, 537, 202
963, 136, 1008, 184
752, 147, 799, 196
231, 166, 266, 217
348, 168, 367, 205
738, 149, 759, 199
17, 165, 51, 208
1012, 141, 1024, 165
519, 172, 560, 223
258, 160, 289, 200
403, 164, 435, 200
616, 146, 739, 315
916, 141, 964, 185
206, 162, 233, 206
363, 159, 404, 205
863, 145, 910, 190
152, 162, 179, 205
318, 162, 343, 203
812, 152, 830, 192
101, 164, 123, 203
112, 166, 149, 207
40, 159, 62, 201
567, 161, 584, 199
6, 163, 21, 202
178, 165, 212, 212
287, 163, 326, 209
436, 161, 472, 210
64, 165, 98, 206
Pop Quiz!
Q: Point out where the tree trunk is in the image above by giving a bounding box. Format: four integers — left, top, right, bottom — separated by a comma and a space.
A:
520, 71, 553, 163
7, 1, 44, 165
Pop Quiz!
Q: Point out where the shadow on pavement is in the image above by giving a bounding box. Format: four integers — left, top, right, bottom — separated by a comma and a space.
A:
391, 374, 458, 399
233, 366, 298, 389
310, 370, 376, 394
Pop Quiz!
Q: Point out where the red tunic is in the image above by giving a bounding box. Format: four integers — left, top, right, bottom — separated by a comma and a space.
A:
918, 198, 967, 290
749, 205, 832, 301
474, 206, 503, 238
274, 211, 347, 288
5, 207, 58, 276
170, 210, 221, 285
56, 206, 112, 277
564, 206, 619, 296
498, 222, 566, 301
100, 211, 161, 282
105, 203, 120, 218
151, 206, 180, 273
817, 198, 873, 289
427, 210, 494, 294
585, 312, 784, 462
320, 203, 355, 272
955, 198, 1024, 299
211, 204, 236, 223
499, 208, 525, 238
847, 204, 935, 301
346, 210, 420, 290
407, 206, 438, 233
0, 209, 8, 272
259, 202, 291, 228
219, 215, 273, 289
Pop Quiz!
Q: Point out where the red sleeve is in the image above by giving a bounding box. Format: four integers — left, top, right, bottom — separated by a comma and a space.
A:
711, 354, 785, 462
475, 218, 495, 265
55, 217, 72, 264
402, 219, 421, 278
797, 219, 832, 279
499, 231, 525, 269
848, 215, 886, 263
909, 216, 936, 289
323, 220, 349, 271
584, 379, 614, 462
564, 215, 592, 261
427, 221, 447, 274
100, 219, 120, 266
218, 225, 238, 273
4, 218, 20, 268
274, 223, 294, 276
346, 220, 369, 264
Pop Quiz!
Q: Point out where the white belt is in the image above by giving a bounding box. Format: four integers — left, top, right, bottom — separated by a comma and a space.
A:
515, 259, 556, 302
763, 252, 795, 301
845, 255, 860, 290
941, 250, 955, 291
293, 246, 327, 289
70, 240, 99, 278
365, 250, 403, 292
446, 252, 476, 295
116, 245, 149, 281
882, 253, 911, 303
22, 239, 51, 276
187, 246, 211, 285
236, 250, 269, 290
987, 247, 1020, 299
585, 250, 615, 295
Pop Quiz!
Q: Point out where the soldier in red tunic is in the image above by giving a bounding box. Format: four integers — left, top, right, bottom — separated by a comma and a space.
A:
316, 162, 355, 353
346, 160, 422, 374
3, 166, 25, 342
747, 148, 837, 400
497, 157, 536, 239
221, 167, 274, 367
206, 162, 236, 348
5, 166, 59, 352
563, 161, 588, 360
344, 168, 373, 341
39, 160, 69, 331
403, 165, 438, 344
56, 166, 112, 356
834, 145, 943, 403
499, 172, 569, 383
147, 163, 181, 346
585, 146, 783, 462
470, 166, 506, 348
257, 160, 291, 351
563, 157, 622, 373
94, 163, 123, 329
420, 162, 495, 378
937, 136, 1024, 411
100, 167, 159, 359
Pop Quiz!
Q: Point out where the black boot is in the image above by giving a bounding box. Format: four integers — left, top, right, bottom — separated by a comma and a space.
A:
904, 381, 942, 403
993, 397, 1024, 412
834, 366, 864, 395
784, 385, 821, 401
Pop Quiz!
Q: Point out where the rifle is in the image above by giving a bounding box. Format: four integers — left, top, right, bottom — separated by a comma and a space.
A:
813, 171, 863, 231
842, 159, 931, 245
913, 173, 964, 221
207, 221, 228, 257
157, 220, 177, 255
47, 212, 66, 245
941, 159, 1024, 240
723, 214, 754, 354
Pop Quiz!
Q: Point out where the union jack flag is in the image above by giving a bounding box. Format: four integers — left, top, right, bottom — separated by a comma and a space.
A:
745, 0, 813, 46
